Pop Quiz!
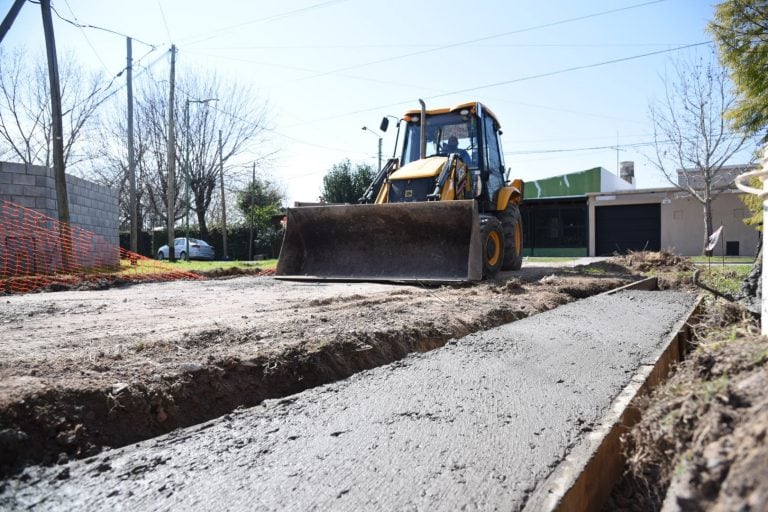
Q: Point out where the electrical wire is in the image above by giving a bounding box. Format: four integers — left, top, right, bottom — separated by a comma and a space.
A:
179, 0, 348, 47
33, 0, 157, 48
62, 0, 110, 73
294, 0, 669, 81
291, 41, 713, 127
199, 42, 691, 51
205, 102, 366, 156
64, 46, 166, 115
156, 0, 173, 44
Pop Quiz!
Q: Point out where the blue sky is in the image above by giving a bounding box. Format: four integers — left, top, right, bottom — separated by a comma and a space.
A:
3, 0, 728, 204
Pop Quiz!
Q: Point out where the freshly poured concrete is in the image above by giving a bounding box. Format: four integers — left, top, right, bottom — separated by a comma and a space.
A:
1, 290, 697, 511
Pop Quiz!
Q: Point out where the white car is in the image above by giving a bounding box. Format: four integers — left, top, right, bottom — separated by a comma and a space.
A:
157, 237, 215, 261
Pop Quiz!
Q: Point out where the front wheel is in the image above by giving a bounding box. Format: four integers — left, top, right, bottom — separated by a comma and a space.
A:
179, 251, 187, 261
157, 251, 164, 260
498, 204, 524, 270
480, 216, 504, 278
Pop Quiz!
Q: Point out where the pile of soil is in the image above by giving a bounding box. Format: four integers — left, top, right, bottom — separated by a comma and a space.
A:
612, 250, 695, 272
195, 266, 275, 279
606, 301, 768, 511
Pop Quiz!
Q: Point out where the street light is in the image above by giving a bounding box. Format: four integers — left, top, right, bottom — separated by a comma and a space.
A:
382, 115, 402, 158
184, 97, 218, 260
362, 126, 383, 172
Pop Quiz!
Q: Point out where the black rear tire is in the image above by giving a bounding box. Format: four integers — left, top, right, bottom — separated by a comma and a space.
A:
497, 204, 524, 270
480, 215, 504, 278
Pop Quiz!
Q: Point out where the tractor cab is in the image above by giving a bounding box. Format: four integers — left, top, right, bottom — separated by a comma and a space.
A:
396, 102, 506, 210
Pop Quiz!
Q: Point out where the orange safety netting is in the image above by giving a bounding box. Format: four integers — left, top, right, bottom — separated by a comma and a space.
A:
0, 199, 202, 294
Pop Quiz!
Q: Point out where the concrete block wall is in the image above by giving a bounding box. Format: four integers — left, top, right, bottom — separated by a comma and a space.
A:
0, 161, 119, 248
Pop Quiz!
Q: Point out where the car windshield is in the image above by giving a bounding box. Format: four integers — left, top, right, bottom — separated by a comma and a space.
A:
401, 112, 479, 167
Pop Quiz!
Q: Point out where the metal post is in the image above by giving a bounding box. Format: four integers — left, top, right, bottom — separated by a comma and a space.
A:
734, 144, 768, 335
763, 155, 768, 336
377, 137, 382, 173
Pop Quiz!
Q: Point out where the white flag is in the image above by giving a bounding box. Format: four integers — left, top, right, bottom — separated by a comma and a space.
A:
705, 225, 723, 252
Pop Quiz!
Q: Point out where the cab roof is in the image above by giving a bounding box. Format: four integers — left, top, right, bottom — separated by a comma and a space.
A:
403, 101, 501, 129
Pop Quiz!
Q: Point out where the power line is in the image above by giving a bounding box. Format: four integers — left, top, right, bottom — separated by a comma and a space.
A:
427, 42, 712, 99
183, 48, 448, 94
506, 133, 753, 156
184, 50, 648, 127
179, 0, 348, 47
205, 102, 366, 156
64, 46, 166, 115
62, 0, 110, 73
156, 0, 173, 44
32, 0, 157, 48
292, 41, 713, 127
294, 0, 669, 81
506, 140, 658, 155
200, 42, 690, 51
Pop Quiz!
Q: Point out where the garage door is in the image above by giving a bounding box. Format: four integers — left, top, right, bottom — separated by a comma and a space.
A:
595, 203, 660, 256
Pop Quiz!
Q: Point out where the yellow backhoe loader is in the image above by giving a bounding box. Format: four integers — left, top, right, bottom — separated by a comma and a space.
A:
276, 100, 524, 282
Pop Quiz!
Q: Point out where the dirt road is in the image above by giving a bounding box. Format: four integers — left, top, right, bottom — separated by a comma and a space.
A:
0, 290, 697, 511
0, 263, 636, 473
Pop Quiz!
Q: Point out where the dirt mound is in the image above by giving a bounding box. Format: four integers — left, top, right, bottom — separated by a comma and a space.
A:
606, 306, 767, 511
610, 251, 695, 272
195, 266, 275, 279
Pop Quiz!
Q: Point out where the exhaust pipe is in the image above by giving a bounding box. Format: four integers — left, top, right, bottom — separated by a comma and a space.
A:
419, 98, 426, 160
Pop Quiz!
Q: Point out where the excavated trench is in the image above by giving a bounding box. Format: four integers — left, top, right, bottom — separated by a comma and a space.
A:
0, 266, 635, 475
1, 286, 700, 511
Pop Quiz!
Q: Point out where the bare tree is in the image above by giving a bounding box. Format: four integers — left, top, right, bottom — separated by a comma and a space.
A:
178, 72, 271, 239
0, 47, 104, 170
89, 74, 184, 232
92, 68, 271, 240
649, 54, 755, 250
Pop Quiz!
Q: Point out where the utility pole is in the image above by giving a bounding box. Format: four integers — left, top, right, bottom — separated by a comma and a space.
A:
0, 0, 26, 44
362, 126, 383, 172
166, 45, 177, 261
248, 162, 255, 261
184, 100, 190, 260
40, 0, 71, 267
218, 129, 228, 260
127, 37, 137, 254
183, 98, 217, 260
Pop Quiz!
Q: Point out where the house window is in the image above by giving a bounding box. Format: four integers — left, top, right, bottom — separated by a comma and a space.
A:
726, 241, 739, 256
531, 207, 586, 248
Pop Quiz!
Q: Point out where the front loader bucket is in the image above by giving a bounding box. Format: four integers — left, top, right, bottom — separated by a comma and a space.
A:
275, 200, 482, 282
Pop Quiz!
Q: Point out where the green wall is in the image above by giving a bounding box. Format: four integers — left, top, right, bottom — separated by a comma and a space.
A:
524, 167, 602, 199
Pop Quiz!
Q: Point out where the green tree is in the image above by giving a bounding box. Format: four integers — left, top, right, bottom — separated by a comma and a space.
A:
710, 1, 768, 134
236, 178, 284, 255
320, 159, 375, 203
740, 175, 763, 228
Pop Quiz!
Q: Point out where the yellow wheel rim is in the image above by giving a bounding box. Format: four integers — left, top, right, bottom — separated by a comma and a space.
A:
487, 231, 501, 266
